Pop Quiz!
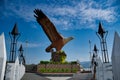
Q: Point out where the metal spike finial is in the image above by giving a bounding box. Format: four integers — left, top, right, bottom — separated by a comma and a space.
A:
93, 44, 98, 52
19, 44, 23, 51
98, 22, 105, 38
11, 23, 19, 35
92, 53, 95, 58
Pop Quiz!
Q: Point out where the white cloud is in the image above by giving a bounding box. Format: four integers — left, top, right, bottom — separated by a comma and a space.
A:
17, 41, 44, 48
81, 8, 116, 22
9, 5, 35, 22
45, 0, 117, 30
50, 17, 72, 30
3, 0, 118, 30
52, 7, 77, 16
3, 0, 36, 22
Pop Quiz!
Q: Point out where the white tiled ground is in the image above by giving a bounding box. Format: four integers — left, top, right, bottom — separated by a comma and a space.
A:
46, 77, 71, 80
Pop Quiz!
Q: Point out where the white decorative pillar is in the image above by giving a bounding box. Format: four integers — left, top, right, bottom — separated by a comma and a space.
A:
0, 33, 7, 80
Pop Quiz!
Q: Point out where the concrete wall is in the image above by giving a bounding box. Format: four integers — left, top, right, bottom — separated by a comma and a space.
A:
95, 57, 113, 80
5, 57, 25, 80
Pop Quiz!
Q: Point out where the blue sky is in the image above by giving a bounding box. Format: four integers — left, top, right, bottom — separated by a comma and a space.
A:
0, 0, 120, 64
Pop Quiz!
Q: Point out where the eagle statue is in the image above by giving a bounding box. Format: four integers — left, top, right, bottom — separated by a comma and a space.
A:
34, 9, 73, 52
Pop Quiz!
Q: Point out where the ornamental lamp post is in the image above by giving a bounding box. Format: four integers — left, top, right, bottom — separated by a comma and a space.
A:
18, 44, 25, 65
9, 23, 20, 62
96, 22, 109, 63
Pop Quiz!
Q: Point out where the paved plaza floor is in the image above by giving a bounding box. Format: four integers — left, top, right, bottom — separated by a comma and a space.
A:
21, 73, 51, 80
21, 72, 92, 80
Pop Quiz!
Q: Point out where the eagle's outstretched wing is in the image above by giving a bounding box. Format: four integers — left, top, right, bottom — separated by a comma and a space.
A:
34, 9, 73, 52
34, 9, 63, 42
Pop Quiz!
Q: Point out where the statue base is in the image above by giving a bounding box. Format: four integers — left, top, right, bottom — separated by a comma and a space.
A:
50, 50, 66, 63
